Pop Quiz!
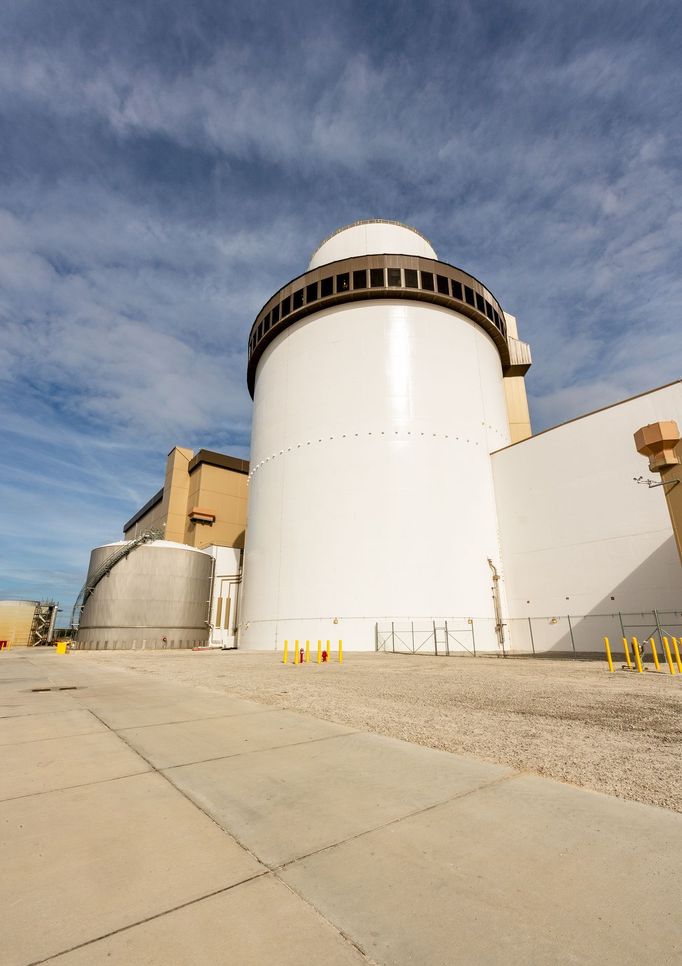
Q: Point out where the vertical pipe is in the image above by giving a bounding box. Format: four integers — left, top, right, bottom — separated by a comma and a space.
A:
632, 637, 643, 673
391, 621, 395, 653
433, 620, 437, 657
471, 620, 476, 657
622, 637, 633, 669
305, 640, 310, 663
338, 640, 343, 664
567, 615, 576, 656
294, 640, 299, 664
326, 639, 331, 658
528, 616, 535, 656
603, 637, 614, 672
649, 637, 661, 672
282, 640, 289, 664
662, 637, 676, 674
317, 640, 322, 664
207, 552, 217, 647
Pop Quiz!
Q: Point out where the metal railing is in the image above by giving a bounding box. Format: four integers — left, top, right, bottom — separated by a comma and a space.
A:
376, 611, 682, 657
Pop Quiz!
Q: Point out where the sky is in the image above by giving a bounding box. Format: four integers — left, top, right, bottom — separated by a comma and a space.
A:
1, 0, 681, 616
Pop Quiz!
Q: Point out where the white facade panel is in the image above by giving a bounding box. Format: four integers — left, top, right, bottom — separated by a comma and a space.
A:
241, 297, 510, 651
205, 545, 242, 648
492, 382, 682, 651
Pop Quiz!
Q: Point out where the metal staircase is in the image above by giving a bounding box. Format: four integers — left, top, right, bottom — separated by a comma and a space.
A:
70, 529, 163, 633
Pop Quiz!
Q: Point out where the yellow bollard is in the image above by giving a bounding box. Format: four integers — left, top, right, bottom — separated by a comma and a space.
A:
317, 640, 322, 664
632, 637, 643, 674
305, 640, 310, 663
327, 639, 331, 659
56, 641, 68, 655
282, 640, 289, 664
622, 637, 633, 669
338, 640, 343, 664
672, 637, 682, 674
662, 637, 676, 675
294, 640, 299, 664
649, 637, 660, 672
603, 637, 614, 673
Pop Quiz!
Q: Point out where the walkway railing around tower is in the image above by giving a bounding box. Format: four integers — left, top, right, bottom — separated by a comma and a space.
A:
375, 611, 682, 657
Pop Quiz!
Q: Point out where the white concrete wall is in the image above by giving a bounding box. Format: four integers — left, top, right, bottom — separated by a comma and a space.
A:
492, 382, 682, 653
241, 296, 510, 652
205, 545, 241, 648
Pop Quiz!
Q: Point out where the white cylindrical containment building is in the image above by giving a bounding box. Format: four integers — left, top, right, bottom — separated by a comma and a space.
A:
77, 540, 213, 650
240, 221, 531, 651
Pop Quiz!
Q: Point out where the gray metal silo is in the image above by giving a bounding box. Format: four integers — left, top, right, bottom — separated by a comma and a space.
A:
76, 540, 212, 650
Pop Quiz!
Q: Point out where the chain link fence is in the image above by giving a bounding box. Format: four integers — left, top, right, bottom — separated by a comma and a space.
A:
376, 611, 682, 657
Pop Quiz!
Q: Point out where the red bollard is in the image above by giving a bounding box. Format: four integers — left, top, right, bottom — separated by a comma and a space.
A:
322, 650, 328, 663
299, 648, 304, 664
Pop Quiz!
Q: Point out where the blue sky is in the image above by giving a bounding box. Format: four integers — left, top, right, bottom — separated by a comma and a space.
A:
1, 0, 681, 615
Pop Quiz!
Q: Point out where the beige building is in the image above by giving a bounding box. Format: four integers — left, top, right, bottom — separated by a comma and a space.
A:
0, 600, 58, 647
634, 420, 682, 564
124, 447, 249, 549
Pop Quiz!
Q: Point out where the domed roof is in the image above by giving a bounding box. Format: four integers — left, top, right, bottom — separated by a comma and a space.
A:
308, 220, 437, 270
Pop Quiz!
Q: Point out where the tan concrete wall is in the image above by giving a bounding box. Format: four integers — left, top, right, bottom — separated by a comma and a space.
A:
0, 600, 37, 647
122, 447, 248, 551
185, 463, 248, 549
661, 440, 682, 563
163, 447, 193, 543
501, 313, 532, 443
123, 499, 166, 540
504, 376, 532, 444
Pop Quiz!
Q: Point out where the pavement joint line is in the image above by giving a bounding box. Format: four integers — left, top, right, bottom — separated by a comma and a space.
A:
274, 875, 376, 964
0, 707, 85, 720
104, 708, 377, 965
27, 870, 272, 966
0, 767, 153, 805
273, 771, 521, 873
112, 707, 280, 732
0, 727, 107, 748
280, 876, 379, 964
159, 728, 363, 772
88, 709, 277, 873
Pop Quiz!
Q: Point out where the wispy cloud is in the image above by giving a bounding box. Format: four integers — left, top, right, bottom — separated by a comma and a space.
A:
1, 0, 681, 609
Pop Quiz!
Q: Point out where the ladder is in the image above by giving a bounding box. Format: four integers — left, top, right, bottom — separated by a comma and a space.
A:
70, 529, 162, 632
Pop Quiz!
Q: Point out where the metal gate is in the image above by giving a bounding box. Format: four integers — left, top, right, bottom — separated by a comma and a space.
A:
376, 620, 476, 656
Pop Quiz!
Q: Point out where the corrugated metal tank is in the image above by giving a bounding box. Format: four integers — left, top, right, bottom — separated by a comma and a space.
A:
77, 541, 212, 650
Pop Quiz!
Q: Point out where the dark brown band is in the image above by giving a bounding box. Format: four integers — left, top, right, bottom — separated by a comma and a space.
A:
247, 254, 529, 397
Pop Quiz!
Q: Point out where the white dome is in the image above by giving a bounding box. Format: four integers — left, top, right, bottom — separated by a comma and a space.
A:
308, 220, 437, 269
96, 540, 210, 554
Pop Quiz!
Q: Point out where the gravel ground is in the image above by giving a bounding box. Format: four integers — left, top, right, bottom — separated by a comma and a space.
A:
76, 650, 682, 812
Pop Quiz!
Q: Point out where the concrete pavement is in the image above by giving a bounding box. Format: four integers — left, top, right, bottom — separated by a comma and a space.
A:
1, 648, 680, 965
